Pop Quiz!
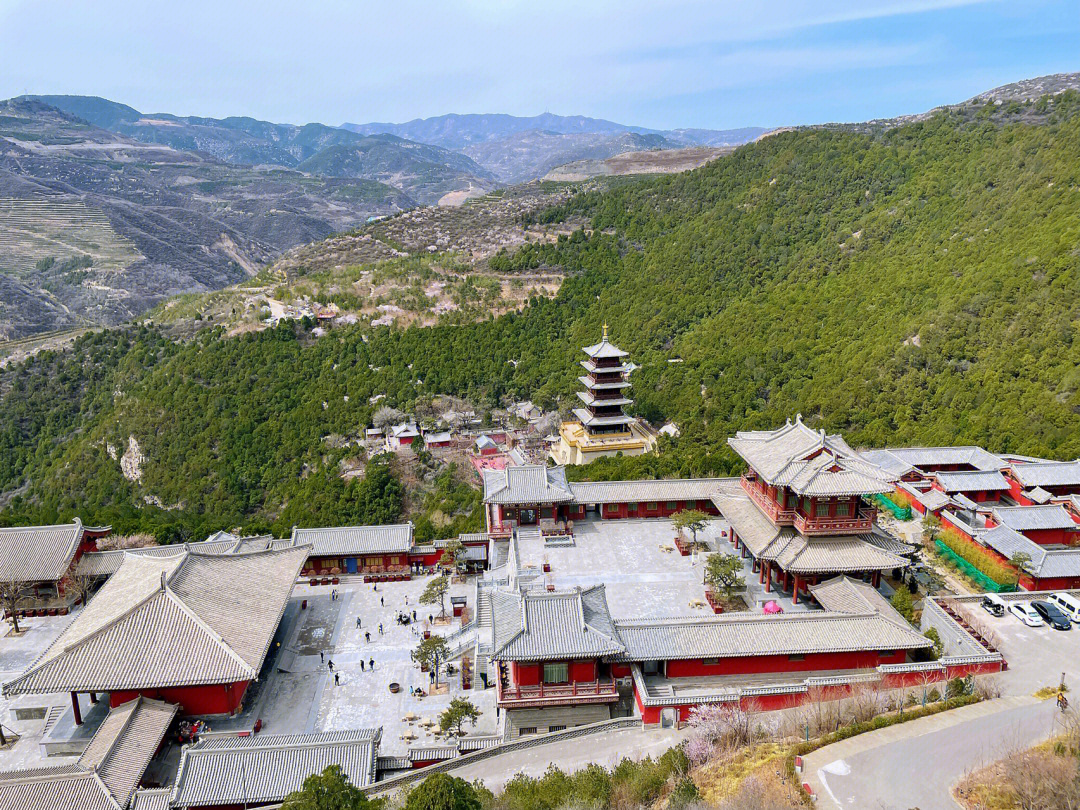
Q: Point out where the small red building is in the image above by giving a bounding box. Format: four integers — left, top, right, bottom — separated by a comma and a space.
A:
980, 523, 1080, 590
1006, 461, 1080, 504
292, 523, 414, 576
424, 430, 453, 448
0, 518, 112, 606
929, 470, 1012, 504
475, 435, 501, 456
988, 504, 1080, 546
489, 586, 626, 737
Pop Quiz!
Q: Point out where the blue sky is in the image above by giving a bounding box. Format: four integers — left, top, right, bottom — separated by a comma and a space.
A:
0, 0, 1075, 130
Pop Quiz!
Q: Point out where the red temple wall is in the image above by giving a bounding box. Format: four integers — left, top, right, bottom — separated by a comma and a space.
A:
664, 650, 906, 679
109, 681, 249, 716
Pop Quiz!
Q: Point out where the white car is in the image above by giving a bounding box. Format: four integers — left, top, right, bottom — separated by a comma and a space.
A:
1009, 602, 1043, 627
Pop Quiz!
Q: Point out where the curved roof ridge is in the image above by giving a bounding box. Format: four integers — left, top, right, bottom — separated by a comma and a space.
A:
9, 566, 176, 691
614, 610, 883, 627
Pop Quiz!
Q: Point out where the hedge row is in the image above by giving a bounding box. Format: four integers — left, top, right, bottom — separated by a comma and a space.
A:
935, 525, 1016, 586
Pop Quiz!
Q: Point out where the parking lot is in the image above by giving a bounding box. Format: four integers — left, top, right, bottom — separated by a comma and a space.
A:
961, 593, 1080, 697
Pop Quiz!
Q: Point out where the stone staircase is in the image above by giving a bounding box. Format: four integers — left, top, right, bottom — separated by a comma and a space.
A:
41, 705, 65, 736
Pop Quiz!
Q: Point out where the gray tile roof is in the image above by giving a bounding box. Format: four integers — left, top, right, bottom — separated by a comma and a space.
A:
0, 697, 176, 810
613, 610, 931, 662
1009, 461, 1080, 489
711, 491, 786, 557
931, 470, 1011, 493
712, 492, 908, 572
569, 477, 735, 505
769, 533, 909, 574
582, 334, 629, 359
860, 529, 917, 557
490, 585, 625, 662
0, 519, 84, 583
76, 535, 284, 578
980, 525, 1080, 579
131, 788, 171, 810
728, 416, 896, 496
897, 482, 952, 512
809, 576, 910, 627
172, 729, 381, 807
4, 544, 309, 695
291, 524, 413, 556
482, 465, 573, 505
862, 446, 1005, 474
992, 504, 1078, 532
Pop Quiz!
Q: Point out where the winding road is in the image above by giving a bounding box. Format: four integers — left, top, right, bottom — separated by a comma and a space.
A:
804, 695, 1064, 810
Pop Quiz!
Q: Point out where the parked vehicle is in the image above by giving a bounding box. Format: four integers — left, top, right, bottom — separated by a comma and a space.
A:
1048, 592, 1080, 623
1031, 600, 1072, 630
980, 593, 1006, 617
1008, 602, 1043, 627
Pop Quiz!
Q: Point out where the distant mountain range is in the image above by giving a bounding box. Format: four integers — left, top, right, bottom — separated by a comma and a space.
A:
341, 112, 768, 183
28, 95, 494, 205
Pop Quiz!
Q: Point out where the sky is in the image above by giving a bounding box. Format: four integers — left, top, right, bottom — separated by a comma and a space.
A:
0, 0, 1076, 131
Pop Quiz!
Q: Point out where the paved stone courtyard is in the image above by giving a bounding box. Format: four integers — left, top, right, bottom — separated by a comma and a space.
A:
0, 612, 79, 771
299, 576, 499, 756
514, 516, 818, 618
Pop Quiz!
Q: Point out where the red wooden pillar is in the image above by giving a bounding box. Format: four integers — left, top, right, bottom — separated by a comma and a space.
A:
89, 692, 98, 704
792, 575, 801, 604
71, 692, 82, 726
764, 563, 772, 593
872, 570, 881, 588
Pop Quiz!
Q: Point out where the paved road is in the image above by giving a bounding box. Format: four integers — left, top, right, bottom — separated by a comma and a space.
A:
805, 696, 1066, 810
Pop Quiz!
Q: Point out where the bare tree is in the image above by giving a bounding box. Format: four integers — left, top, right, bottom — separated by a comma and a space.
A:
0, 580, 29, 634
373, 406, 405, 430
96, 533, 156, 552
847, 683, 888, 724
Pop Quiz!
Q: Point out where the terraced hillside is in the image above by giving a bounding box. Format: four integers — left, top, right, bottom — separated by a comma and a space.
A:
151, 183, 587, 331
0, 197, 142, 273
0, 98, 413, 339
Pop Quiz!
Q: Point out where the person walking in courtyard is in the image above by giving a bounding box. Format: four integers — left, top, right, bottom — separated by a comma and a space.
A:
369, 657, 375, 671
412, 610, 417, 621
378, 622, 384, 635
356, 616, 361, 629
360, 659, 365, 672
365, 631, 371, 643
327, 659, 335, 672
380, 596, 384, 607
334, 672, 340, 686
320, 651, 324, 664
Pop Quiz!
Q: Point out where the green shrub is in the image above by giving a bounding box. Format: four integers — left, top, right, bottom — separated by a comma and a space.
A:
669, 778, 700, 810
936, 526, 1016, 586
890, 588, 915, 624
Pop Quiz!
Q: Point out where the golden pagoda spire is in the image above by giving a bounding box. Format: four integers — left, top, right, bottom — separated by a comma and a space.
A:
602, 323, 609, 340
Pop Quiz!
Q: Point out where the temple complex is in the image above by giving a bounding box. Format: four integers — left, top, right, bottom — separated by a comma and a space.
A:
551, 326, 658, 465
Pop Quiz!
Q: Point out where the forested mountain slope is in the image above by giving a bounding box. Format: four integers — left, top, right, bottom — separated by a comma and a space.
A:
2, 91, 1078, 540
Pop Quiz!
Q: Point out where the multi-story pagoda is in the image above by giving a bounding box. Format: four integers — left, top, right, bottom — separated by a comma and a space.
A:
551, 326, 658, 465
